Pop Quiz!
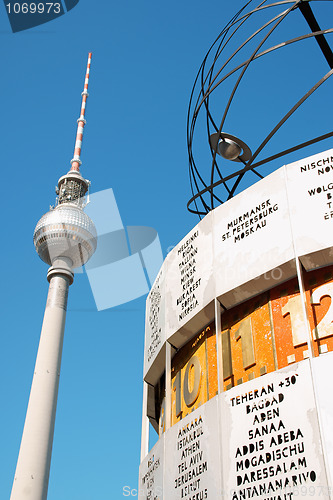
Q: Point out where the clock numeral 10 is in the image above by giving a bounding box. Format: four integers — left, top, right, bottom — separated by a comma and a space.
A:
173, 355, 202, 417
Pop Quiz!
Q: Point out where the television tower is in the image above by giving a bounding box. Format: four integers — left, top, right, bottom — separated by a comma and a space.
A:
10, 53, 97, 500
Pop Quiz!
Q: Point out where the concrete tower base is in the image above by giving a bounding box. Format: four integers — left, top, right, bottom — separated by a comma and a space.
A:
10, 258, 73, 500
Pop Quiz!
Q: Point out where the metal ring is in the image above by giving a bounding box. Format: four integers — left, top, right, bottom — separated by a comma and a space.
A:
209, 133, 252, 163
70, 158, 82, 165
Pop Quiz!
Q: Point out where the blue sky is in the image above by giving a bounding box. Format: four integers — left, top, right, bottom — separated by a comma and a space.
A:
0, 1, 332, 499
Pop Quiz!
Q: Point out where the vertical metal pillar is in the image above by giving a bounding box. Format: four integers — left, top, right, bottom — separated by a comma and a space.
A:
140, 382, 149, 462
165, 342, 172, 431
295, 257, 315, 358
214, 298, 224, 394
10, 258, 73, 500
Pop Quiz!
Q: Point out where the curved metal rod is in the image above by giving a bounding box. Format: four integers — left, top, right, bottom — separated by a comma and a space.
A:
208, 3, 300, 206
187, 26, 333, 205
187, 130, 333, 215
245, 68, 333, 168
188, 0, 330, 128
191, 1, 299, 123
189, 27, 333, 200
188, 0, 263, 161
188, 1, 261, 180
188, 0, 255, 121
187, 0, 255, 190
226, 69, 333, 199
187, 0, 333, 215
250, 131, 333, 168
187, 0, 330, 153
201, 4, 291, 114
210, 1, 301, 208
197, 28, 333, 114
195, 1, 279, 153
203, 8, 261, 188
188, 0, 327, 138
202, 3, 261, 158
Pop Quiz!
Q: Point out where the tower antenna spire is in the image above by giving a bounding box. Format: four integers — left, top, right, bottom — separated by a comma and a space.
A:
70, 52, 92, 172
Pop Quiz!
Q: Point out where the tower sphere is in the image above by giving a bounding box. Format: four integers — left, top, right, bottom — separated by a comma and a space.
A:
33, 204, 97, 268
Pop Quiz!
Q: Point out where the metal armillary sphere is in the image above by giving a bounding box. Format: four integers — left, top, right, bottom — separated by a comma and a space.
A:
187, 0, 333, 217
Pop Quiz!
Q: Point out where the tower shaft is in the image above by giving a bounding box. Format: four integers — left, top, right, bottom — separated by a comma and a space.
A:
10, 259, 73, 500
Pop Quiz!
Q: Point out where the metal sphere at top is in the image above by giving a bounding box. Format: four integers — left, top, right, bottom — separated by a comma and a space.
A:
218, 139, 242, 161
187, 0, 333, 217
33, 204, 97, 268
